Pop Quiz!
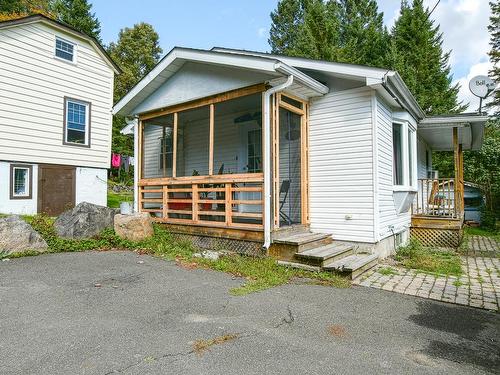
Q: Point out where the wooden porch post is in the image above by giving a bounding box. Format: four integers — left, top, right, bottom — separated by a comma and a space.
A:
172, 112, 177, 178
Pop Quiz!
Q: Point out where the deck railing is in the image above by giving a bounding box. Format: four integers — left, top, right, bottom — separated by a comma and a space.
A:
412, 178, 459, 218
138, 173, 264, 231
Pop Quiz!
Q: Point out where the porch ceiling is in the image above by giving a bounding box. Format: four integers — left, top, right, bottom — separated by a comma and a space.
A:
418, 113, 488, 151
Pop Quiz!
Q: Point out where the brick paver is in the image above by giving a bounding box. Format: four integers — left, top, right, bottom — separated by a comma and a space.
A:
354, 236, 500, 311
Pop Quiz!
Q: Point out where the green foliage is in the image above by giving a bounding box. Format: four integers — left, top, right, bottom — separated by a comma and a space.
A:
464, 226, 500, 241
108, 23, 163, 103
395, 238, 462, 276
388, 0, 465, 114
0, 0, 51, 14
377, 267, 399, 276
52, 0, 101, 41
488, 0, 500, 114
269, 0, 389, 67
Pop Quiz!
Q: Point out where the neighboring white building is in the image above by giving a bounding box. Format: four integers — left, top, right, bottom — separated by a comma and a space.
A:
113, 46, 486, 262
0, 15, 120, 215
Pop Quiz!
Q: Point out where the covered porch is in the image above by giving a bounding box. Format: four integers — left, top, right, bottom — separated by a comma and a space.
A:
411, 114, 487, 247
136, 82, 318, 245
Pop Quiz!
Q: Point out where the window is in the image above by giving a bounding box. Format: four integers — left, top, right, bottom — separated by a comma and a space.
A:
159, 133, 173, 170
393, 123, 404, 185
64, 98, 90, 146
55, 37, 75, 62
247, 129, 262, 173
408, 128, 414, 186
10, 164, 32, 199
392, 122, 417, 188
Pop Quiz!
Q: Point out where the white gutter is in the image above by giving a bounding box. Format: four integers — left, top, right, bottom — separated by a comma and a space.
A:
133, 118, 139, 213
262, 75, 294, 249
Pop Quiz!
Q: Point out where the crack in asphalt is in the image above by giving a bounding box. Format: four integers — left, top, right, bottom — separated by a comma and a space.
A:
275, 305, 295, 328
102, 330, 261, 374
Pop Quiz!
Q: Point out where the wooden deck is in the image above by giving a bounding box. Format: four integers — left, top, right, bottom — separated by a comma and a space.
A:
411, 215, 463, 248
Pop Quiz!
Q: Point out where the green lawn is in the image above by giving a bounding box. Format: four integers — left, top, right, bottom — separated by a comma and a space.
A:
107, 190, 133, 208
464, 226, 500, 242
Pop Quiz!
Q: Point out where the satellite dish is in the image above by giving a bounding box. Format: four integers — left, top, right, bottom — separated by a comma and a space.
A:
469, 75, 496, 99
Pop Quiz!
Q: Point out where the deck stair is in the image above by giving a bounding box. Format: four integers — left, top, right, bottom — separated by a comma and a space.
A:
272, 228, 378, 279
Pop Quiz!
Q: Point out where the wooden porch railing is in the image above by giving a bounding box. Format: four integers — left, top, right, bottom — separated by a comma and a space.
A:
412, 178, 461, 218
139, 173, 264, 231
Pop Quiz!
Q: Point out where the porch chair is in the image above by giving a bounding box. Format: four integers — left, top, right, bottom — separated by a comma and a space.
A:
279, 180, 292, 225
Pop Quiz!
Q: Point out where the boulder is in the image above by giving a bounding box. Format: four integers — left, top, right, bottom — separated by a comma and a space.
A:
114, 212, 154, 241
55, 202, 118, 239
0, 216, 48, 255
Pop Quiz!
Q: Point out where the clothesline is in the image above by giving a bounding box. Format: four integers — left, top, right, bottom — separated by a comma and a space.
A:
111, 153, 134, 172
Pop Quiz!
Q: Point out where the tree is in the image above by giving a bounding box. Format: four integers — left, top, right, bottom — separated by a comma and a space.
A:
268, 0, 389, 66
52, 0, 101, 41
108, 23, 163, 155
488, 0, 500, 114
336, 0, 390, 67
0, 0, 52, 20
389, 0, 465, 115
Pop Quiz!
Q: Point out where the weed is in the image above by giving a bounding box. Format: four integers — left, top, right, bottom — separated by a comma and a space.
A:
452, 280, 463, 287
193, 334, 238, 355
395, 239, 462, 277
378, 267, 398, 276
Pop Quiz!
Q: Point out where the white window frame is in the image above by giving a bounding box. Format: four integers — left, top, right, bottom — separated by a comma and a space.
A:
393, 120, 417, 191
54, 36, 77, 64
64, 97, 91, 147
11, 165, 31, 199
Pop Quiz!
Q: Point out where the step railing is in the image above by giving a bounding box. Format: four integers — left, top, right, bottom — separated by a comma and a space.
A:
138, 173, 264, 230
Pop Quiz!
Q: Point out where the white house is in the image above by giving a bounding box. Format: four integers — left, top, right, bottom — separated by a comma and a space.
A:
0, 15, 120, 216
113, 47, 486, 275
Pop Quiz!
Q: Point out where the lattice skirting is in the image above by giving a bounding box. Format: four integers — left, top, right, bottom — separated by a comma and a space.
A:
410, 227, 463, 248
168, 232, 265, 257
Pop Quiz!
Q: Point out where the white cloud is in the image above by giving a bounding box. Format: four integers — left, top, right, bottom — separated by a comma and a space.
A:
257, 27, 267, 38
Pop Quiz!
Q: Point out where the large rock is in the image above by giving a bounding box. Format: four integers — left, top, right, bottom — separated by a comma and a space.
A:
114, 213, 154, 241
55, 202, 117, 239
0, 216, 48, 255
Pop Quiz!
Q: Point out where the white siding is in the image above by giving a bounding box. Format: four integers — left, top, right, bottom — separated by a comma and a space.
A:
308, 87, 375, 243
75, 167, 108, 207
376, 97, 411, 239
0, 161, 38, 215
133, 62, 273, 115
0, 22, 114, 169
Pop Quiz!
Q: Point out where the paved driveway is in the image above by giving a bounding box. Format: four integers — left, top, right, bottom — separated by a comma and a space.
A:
0, 251, 499, 375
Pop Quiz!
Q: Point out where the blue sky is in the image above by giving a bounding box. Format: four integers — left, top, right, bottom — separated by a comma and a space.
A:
92, 0, 491, 110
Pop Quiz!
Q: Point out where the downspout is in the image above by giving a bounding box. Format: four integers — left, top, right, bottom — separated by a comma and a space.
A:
133, 117, 139, 213
263, 75, 294, 249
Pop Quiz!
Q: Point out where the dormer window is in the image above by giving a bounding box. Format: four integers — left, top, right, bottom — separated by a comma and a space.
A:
55, 37, 75, 62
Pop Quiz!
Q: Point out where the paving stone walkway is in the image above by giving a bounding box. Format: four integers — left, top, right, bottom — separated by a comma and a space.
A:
354, 236, 500, 312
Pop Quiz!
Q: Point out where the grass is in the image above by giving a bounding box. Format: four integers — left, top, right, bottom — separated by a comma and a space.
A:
463, 226, 500, 242
395, 239, 462, 277
107, 190, 133, 208
1, 214, 350, 295
377, 267, 399, 276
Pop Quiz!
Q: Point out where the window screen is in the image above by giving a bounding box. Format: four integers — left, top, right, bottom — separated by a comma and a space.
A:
55, 37, 74, 61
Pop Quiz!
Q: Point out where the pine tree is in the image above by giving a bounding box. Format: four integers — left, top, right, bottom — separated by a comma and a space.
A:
337, 0, 390, 67
268, 0, 388, 66
0, 0, 52, 20
52, 0, 101, 41
108, 23, 163, 155
389, 0, 465, 115
488, 0, 500, 113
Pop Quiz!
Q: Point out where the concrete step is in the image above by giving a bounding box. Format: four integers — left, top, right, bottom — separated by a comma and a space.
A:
277, 260, 321, 272
323, 253, 379, 279
295, 243, 354, 266
273, 232, 333, 252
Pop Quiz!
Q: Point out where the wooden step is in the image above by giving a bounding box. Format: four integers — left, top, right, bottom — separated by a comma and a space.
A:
272, 225, 310, 240
323, 253, 379, 279
295, 243, 354, 266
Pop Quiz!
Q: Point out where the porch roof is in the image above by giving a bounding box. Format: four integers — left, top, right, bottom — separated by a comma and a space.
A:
418, 113, 488, 151
113, 47, 329, 117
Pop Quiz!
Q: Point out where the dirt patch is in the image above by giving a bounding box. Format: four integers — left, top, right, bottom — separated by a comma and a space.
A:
328, 324, 348, 338
192, 334, 238, 355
